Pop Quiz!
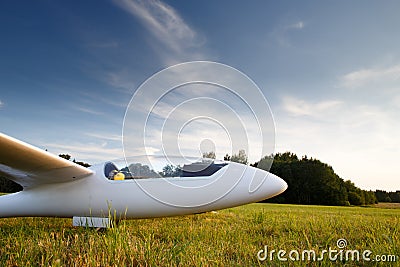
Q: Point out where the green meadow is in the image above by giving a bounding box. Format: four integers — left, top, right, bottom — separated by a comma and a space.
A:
0, 203, 399, 266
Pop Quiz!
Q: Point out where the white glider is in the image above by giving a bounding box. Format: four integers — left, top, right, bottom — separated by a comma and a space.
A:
0, 132, 287, 227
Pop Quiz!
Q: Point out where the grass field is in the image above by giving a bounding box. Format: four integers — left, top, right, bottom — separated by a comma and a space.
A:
0, 203, 399, 266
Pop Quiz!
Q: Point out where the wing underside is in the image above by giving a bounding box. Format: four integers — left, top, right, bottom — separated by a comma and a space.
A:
0, 133, 93, 188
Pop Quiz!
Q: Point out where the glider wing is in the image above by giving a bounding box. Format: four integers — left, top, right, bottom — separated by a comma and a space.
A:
0, 133, 93, 188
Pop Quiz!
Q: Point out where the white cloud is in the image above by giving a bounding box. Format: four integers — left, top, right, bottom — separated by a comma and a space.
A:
78, 91, 129, 109
123, 95, 269, 163
276, 95, 400, 191
122, 71, 276, 163
341, 64, 400, 89
44, 142, 123, 164
85, 132, 122, 142
74, 106, 105, 116
282, 96, 342, 117
272, 20, 306, 47
113, 0, 203, 64
288, 21, 305, 30
393, 94, 400, 108
0, 100, 3, 108
97, 70, 138, 93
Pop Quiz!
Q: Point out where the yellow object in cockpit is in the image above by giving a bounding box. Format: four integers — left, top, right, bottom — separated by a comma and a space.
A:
114, 172, 125, 181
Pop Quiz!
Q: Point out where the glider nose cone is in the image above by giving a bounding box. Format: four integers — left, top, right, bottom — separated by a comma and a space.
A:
249, 167, 287, 199
264, 172, 287, 197
274, 174, 288, 195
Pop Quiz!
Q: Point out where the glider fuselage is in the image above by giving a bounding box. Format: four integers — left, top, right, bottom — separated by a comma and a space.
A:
0, 161, 287, 219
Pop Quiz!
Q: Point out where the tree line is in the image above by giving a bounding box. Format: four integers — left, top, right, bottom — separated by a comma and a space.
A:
255, 152, 380, 206
375, 190, 400, 203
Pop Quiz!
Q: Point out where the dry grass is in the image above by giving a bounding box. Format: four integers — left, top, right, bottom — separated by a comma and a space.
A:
0, 203, 399, 266
373, 202, 400, 209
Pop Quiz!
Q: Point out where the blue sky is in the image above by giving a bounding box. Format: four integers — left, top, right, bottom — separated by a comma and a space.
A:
1, 1, 399, 191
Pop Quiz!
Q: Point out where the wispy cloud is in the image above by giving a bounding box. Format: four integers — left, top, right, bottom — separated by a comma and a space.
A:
282, 96, 342, 117
74, 106, 105, 116
273, 20, 306, 47
113, 0, 195, 52
288, 21, 305, 30
340, 64, 400, 89
0, 100, 3, 108
276, 95, 400, 190
122, 67, 276, 163
85, 132, 122, 142
393, 95, 400, 108
113, 0, 204, 64
44, 142, 123, 163
104, 70, 137, 92
78, 91, 129, 109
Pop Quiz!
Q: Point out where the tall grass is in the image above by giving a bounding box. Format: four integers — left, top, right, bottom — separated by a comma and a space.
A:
0, 204, 399, 266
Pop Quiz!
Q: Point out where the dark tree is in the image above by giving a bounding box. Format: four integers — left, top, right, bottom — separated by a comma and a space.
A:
161, 164, 181, 177
59, 154, 91, 167
72, 159, 91, 168
202, 151, 216, 159
59, 154, 71, 161
257, 152, 379, 206
230, 149, 248, 164
0, 176, 23, 193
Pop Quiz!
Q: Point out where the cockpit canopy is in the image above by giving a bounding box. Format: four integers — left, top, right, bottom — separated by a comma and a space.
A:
104, 156, 227, 180
180, 161, 227, 177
